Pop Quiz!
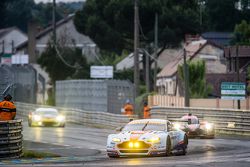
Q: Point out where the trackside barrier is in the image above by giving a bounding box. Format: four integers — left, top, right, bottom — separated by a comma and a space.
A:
151, 106, 250, 136
15, 102, 137, 129
0, 119, 23, 160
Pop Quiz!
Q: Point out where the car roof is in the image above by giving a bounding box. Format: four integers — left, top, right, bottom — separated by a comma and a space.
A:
35, 108, 58, 112
128, 119, 168, 125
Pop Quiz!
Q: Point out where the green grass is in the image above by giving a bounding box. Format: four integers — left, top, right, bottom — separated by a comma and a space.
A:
22, 149, 61, 158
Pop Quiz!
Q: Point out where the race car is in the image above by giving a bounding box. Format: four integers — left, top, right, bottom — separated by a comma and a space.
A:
106, 119, 188, 158
28, 108, 66, 127
173, 113, 215, 139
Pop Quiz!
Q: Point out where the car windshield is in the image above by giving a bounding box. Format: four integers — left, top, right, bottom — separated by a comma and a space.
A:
182, 118, 199, 124
123, 122, 166, 131
35, 110, 58, 115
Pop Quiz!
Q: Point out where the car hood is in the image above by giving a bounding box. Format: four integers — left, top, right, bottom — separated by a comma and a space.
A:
111, 131, 164, 141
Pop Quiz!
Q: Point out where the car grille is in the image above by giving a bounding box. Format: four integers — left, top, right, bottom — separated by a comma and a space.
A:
42, 122, 57, 126
120, 150, 148, 153
117, 141, 151, 149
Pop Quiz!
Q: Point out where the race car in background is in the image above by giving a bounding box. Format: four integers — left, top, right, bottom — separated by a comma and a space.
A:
106, 119, 188, 158
173, 113, 215, 139
28, 108, 66, 127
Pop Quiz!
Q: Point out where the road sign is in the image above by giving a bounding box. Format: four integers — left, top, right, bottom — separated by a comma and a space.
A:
221, 82, 246, 100
90, 66, 113, 78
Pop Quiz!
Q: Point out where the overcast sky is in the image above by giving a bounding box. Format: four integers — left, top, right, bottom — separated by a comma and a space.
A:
35, 0, 85, 3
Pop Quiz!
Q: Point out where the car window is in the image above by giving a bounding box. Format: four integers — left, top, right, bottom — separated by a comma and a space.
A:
123, 123, 166, 131
185, 118, 199, 124
35, 110, 58, 115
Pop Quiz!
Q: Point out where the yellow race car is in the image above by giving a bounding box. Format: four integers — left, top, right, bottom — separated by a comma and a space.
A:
28, 108, 66, 127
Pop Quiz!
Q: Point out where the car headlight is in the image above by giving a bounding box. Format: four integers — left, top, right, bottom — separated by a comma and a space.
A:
112, 138, 121, 142
205, 123, 213, 130
173, 123, 181, 130
33, 115, 41, 121
56, 115, 65, 122
147, 136, 161, 143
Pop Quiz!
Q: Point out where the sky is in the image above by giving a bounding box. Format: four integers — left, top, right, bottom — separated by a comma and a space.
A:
35, 0, 85, 3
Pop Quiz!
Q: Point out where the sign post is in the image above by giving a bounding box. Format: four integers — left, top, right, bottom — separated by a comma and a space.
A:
90, 66, 113, 79
221, 82, 246, 100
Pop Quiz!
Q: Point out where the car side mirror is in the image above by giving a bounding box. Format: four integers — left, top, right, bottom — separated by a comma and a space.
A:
115, 127, 123, 132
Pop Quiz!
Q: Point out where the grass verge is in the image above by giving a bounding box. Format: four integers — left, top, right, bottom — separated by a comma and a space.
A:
22, 149, 61, 158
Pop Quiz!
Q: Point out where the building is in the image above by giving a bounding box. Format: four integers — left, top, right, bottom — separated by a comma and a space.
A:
201, 32, 233, 47
224, 46, 250, 72
157, 39, 226, 96
16, 14, 99, 63
0, 27, 28, 63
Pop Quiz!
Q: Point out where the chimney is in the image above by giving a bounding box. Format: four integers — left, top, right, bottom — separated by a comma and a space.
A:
28, 21, 39, 64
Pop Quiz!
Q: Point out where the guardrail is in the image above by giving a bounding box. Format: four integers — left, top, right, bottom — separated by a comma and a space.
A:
0, 119, 23, 160
15, 102, 250, 136
151, 106, 250, 136
15, 102, 136, 129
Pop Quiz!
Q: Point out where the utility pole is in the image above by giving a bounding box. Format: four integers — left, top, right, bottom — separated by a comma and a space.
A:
236, 45, 241, 109
134, 0, 140, 97
153, 13, 158, 92
52, 0, 56, 46
183, 48, 189, 107
146, 50, 150, 93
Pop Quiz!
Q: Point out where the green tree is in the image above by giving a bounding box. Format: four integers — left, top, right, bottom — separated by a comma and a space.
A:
37, 41, 90, 84
38, 39, 90, 105
74, 0, 200, 54
232, 20, 250, 45
178, 60, 212, 98
204, 0, 240, 31
4, 0, 35, 32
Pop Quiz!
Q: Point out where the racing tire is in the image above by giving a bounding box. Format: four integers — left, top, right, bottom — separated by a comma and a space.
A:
60, 123, 65, 128
108, 154, 120, 158
180, 135, 188, 155
28, 121, 32, 127
165, 136, 172, 156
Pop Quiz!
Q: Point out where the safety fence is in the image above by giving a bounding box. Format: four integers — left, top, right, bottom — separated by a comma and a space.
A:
0, 119, 23, 160
15, 102, 136, 129
151, 106, 250, 136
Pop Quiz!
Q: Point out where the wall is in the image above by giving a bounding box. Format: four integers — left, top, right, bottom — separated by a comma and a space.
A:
149, 95, 250, 110
56, 80, 134, 114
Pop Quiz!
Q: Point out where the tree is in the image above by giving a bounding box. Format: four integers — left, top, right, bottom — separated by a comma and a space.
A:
74, 0, 200, 54
178, 60, 212, 98
3, 0, 35, 32
37, 41, 90, 85
232, 20, 250, 45
203, 0, 240, 31
37, 38, 90, 105
0, 0, 83, 32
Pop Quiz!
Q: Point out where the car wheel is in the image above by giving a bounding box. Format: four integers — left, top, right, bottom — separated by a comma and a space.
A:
204, 135, 215, 139
166, 136, 172, 156
28, 121, 32, 127
108, 154, 119, 158
60, 123, 65, 128
181, 135, 188, 155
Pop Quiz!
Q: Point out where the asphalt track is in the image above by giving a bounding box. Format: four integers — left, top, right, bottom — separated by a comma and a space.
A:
1, 122, 250, 167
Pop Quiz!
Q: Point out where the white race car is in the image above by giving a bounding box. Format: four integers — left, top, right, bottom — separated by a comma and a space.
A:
106, 119, 188, 158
